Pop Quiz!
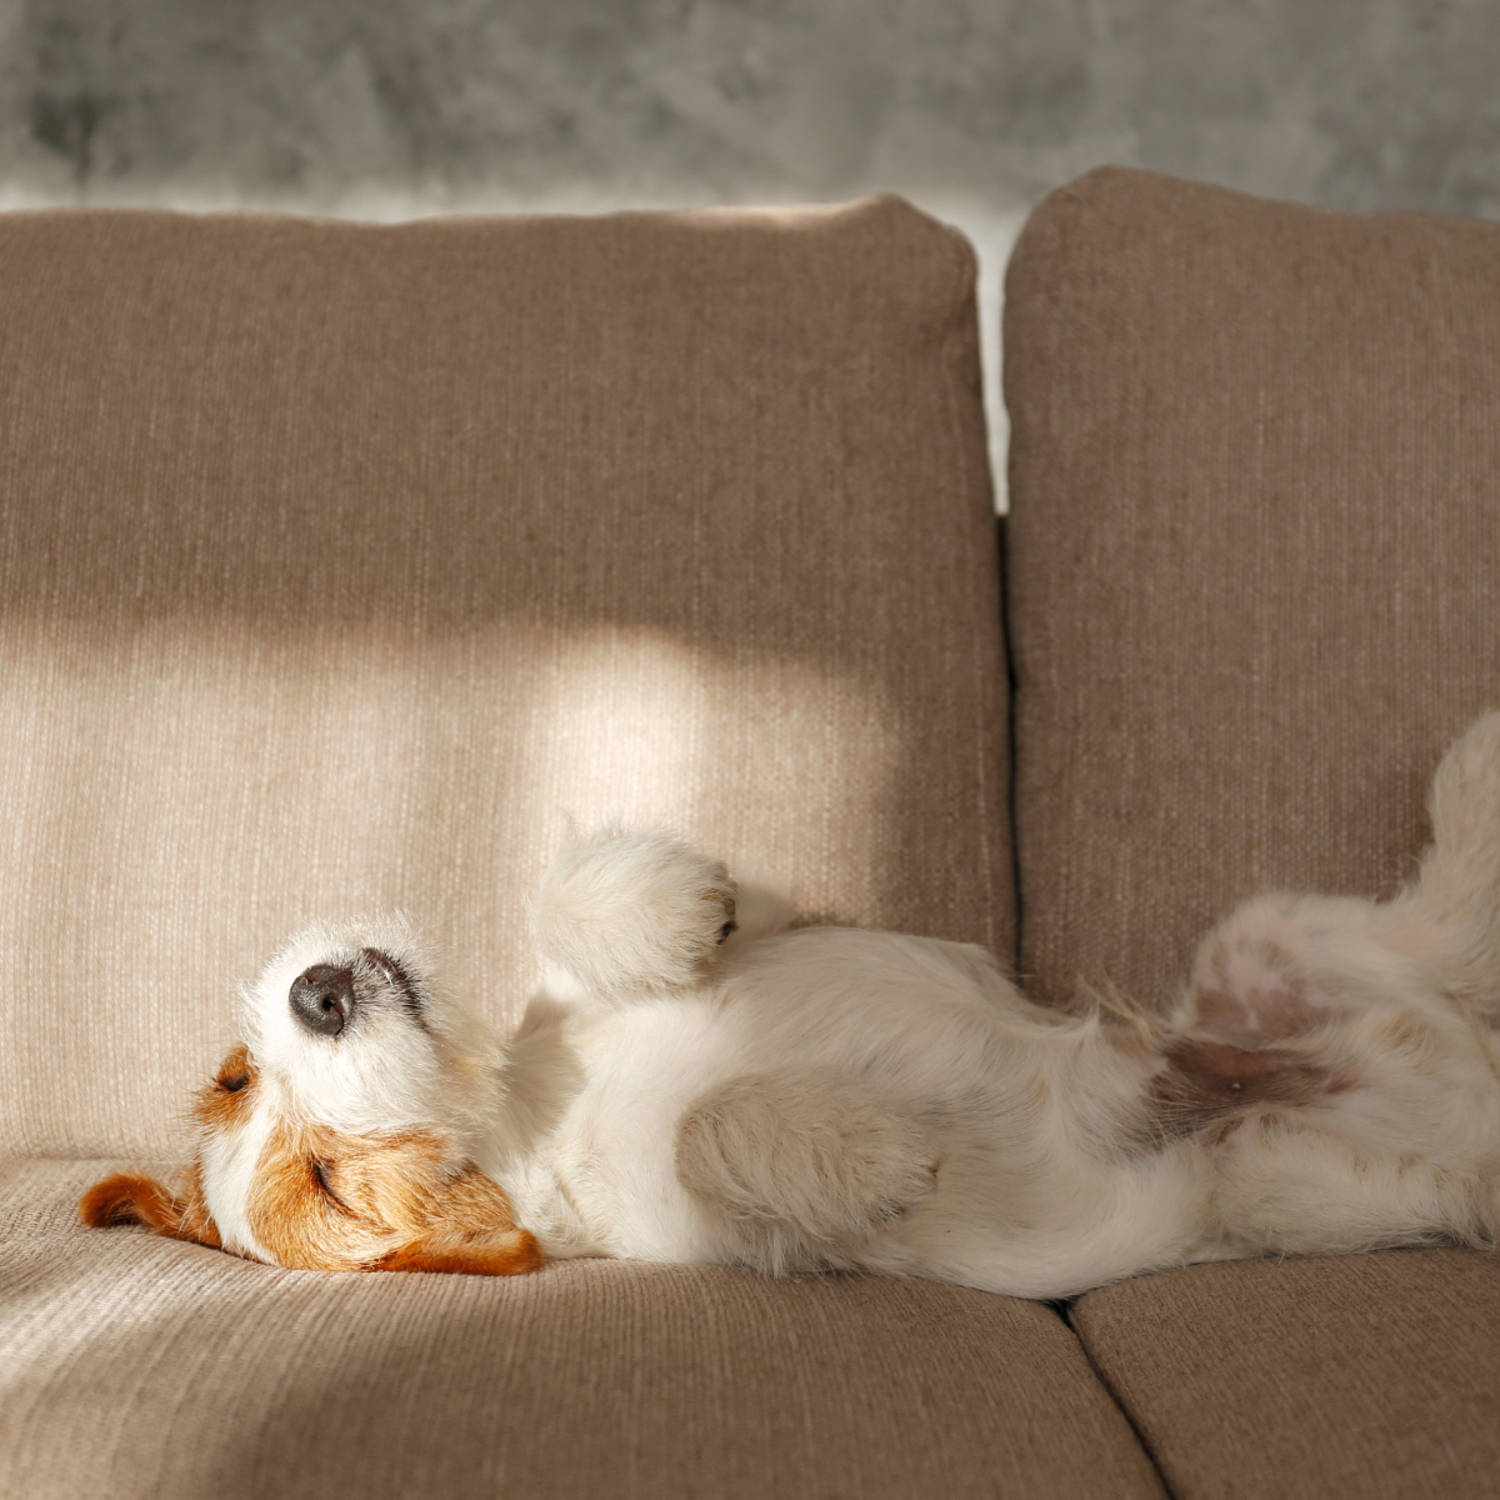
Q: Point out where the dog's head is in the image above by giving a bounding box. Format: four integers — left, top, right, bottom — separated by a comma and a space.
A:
81, 918, 544, 1277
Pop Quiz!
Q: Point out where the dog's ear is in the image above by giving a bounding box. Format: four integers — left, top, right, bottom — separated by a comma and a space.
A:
370, 1227, 546, 1277
80, 1170, 222, 1250
357, 1153, 547, 1276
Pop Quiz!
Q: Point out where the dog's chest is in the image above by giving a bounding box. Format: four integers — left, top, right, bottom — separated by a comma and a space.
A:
506, 998, 746, 1261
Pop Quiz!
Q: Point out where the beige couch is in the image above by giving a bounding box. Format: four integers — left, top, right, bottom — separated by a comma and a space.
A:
2, 168, 1497, 1497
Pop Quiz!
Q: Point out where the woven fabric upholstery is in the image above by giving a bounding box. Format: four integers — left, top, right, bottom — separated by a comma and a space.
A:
1070, 1250, 1500, 1498
1003, 161, 1500, 1499
1, 1159, 1164, 1500
0, 198, 1010, 1158
1004, 166, 1500, 1009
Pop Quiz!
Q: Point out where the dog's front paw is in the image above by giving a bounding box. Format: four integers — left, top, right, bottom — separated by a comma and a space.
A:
848, 1117, 941, 1233
675, 1069, 940, 1257
535, 828, 737, 999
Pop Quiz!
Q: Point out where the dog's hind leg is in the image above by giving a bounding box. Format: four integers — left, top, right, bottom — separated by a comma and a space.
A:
1395, 709, 1500, 1020
1173, 889, 1414, 1050
1170, 712, 1500, 1042
1170, 889, 1500, 1195
1211, 1119, 1496, 1256
533, 828, 739, 1001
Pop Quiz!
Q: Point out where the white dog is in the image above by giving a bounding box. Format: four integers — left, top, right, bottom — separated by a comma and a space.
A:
84, 715, 1500, 1298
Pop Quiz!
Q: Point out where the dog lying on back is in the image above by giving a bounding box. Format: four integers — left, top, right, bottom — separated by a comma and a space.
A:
83, 714, 1500, 1299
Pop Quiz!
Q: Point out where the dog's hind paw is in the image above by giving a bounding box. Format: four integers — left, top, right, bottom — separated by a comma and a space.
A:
1176, 895, 1352, 1047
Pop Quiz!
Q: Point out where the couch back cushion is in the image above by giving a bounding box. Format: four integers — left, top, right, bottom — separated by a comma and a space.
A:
1004, 167, 1500, 1008
0, 200, 1009, 1158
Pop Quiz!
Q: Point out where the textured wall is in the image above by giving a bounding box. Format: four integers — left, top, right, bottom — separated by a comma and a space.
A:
6, 0, 1499, 215
3, 0, 1498, 489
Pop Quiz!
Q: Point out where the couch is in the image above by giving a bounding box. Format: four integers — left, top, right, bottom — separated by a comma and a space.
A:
1, 166, 1497, 1497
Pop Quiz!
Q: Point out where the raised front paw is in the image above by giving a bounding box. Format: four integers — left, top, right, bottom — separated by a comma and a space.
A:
535, 828, 737, 999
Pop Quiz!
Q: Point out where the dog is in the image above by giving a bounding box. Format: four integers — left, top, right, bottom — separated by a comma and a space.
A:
82, 714, 1500, 1299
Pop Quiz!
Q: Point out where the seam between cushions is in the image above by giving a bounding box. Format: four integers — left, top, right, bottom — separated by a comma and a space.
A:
934, 218, 1010, 956
997, 512, 1023, 980
1062, 1301, 1179, 1500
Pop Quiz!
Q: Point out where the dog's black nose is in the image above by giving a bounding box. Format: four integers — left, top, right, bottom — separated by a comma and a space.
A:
289, 964, 356, 1036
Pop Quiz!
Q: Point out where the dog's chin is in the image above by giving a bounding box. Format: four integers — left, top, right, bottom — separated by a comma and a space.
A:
267, 1021, 457, 1141
235, 917, 481, 1139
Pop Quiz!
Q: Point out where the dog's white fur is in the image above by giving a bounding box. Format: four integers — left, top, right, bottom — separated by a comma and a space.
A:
124, 715, 1500, 1296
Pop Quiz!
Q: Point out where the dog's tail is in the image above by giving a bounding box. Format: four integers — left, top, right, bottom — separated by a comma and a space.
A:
1398, 709, 1500, 1016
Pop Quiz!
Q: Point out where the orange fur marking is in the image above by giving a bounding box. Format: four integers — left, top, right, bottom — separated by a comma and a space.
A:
372, 1229, 546, 1276
192, 1043, 259, 1131
247, 1123, 546, 1276
80, 1172, 178, 1231
84, 1042, 543, 1277
81, 1044, 258, 1252
79, 1166, 221, 1249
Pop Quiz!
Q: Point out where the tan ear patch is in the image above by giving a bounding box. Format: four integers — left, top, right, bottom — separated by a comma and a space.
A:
80, 1172, 178, 1231
372, 1228, 546, 1277
79, 1167, 222, 1250
246, 1124, 546, 1276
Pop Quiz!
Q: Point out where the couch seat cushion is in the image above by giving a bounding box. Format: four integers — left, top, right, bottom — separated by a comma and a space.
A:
1, 1159, 1163, 1499
1069, 1251, 1500, 1498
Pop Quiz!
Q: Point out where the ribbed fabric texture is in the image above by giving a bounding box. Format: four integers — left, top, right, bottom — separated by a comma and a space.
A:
1004, 166, 1500, 1010
0, 199, 1011, 1159
1070, 1250, 1500, 1497
0, 1159, 1163, 1500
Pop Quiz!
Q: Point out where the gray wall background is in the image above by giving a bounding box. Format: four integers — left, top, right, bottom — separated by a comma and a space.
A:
3, 0, 1497, 495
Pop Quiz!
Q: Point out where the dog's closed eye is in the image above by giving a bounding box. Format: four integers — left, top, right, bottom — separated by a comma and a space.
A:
208, 1044, 256, 1101
310, 1158, 355, 1217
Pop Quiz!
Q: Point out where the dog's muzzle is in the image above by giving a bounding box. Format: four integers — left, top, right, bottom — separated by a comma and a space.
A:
289, 964, 357, 1036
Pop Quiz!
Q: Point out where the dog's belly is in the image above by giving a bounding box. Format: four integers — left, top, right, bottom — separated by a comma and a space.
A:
536, 1000, 748, 1262
501, 928, 1181, 1274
